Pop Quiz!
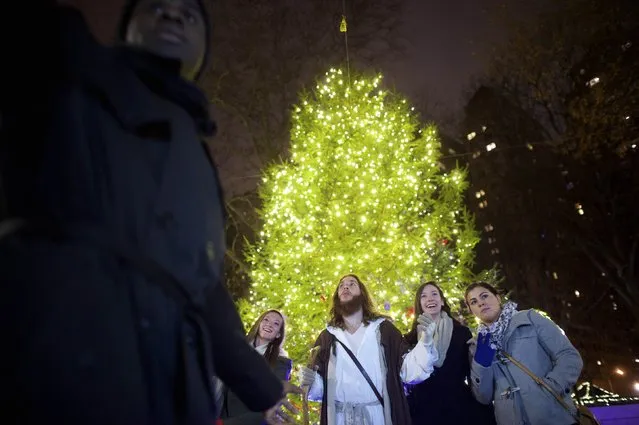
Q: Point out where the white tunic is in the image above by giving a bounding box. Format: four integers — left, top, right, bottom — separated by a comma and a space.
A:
333, 320, 385, 425
307, 318, 437, 425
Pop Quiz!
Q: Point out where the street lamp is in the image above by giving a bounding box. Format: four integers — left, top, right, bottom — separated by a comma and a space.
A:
615, 368, 625, 376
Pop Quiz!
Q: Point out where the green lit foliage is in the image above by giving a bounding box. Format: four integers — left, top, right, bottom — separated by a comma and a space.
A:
240, 68, 479, 363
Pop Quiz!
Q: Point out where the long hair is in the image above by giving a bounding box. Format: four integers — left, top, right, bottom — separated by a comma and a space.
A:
328, 274, 386, 328
246, 309, 286, 367
405, 281, 453, 345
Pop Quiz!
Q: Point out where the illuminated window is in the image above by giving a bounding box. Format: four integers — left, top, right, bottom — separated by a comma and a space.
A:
587, 77, 600, 87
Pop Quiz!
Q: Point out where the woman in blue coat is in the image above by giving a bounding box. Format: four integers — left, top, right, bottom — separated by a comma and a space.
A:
465, 282, 583, 425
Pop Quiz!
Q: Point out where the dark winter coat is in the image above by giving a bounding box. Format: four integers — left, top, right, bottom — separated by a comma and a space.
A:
0, 5, 282, 425
405, 321, 496, 425
222, 356, 293, 425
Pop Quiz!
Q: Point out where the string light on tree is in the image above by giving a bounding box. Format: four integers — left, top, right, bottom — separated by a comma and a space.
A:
239, 68, 479, 362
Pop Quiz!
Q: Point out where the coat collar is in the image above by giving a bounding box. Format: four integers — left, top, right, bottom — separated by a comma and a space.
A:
66, 37, 215, 136
502, 309, 533, 347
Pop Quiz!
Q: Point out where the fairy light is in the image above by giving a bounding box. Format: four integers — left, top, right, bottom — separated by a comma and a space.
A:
576, 382, 639, 406
240, 68, 480, 362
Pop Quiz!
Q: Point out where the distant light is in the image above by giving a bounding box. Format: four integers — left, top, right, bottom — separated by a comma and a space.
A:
597, 360, 602, 366
615, 368, 625, 376
587, 77, 601, 87
467, 132, 476, 141
486, 142, 497, 152
632, 144, 637, 149
634, 382, 639, 392
625, 116, 631, 120
635, 358, 639, 363
575, 290, 580, 297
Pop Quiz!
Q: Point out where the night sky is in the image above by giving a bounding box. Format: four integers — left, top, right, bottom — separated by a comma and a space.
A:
67, 0, 531, 116
391, 0, 507, 113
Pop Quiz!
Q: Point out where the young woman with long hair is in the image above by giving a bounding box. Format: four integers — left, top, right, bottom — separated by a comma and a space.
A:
220, 310, 292, 425
404, 281, 495, 425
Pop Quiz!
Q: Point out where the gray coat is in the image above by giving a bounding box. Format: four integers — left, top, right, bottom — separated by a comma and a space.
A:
470, 309, 583, 425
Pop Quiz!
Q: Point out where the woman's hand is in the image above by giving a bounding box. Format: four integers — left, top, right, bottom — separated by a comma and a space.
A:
417, 314, 436, 345
473, 332, 496, 367
264, 381, 302, 425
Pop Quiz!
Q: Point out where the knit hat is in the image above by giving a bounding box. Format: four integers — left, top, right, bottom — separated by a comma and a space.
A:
116, 0, 212, 81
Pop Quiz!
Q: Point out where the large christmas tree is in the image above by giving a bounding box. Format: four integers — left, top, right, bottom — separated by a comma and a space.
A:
240, 68, 479, 363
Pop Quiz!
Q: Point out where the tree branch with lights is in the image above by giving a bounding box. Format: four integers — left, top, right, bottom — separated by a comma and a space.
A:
239, 68, 480, 362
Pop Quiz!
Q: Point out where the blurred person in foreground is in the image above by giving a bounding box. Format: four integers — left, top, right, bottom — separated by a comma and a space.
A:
0, 1, 299, 424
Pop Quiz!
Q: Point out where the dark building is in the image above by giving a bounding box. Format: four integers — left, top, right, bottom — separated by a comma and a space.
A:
459, 84, 639, 393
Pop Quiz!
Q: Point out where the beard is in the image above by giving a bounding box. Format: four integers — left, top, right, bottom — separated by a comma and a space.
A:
336, 294, 364, 317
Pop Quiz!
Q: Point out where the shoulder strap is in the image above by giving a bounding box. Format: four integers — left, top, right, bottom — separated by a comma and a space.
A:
333, 335, 384, 407
499, 350, 576, 417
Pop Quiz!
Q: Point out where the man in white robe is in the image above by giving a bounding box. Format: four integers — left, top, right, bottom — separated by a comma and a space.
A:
300, 274, 437, 425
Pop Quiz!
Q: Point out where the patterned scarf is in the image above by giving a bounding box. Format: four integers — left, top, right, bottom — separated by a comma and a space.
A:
477, 301, 518, 350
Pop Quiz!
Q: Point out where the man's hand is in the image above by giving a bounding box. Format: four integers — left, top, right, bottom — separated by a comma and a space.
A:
264, 381, 302, 425
298, 366, 318, 388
